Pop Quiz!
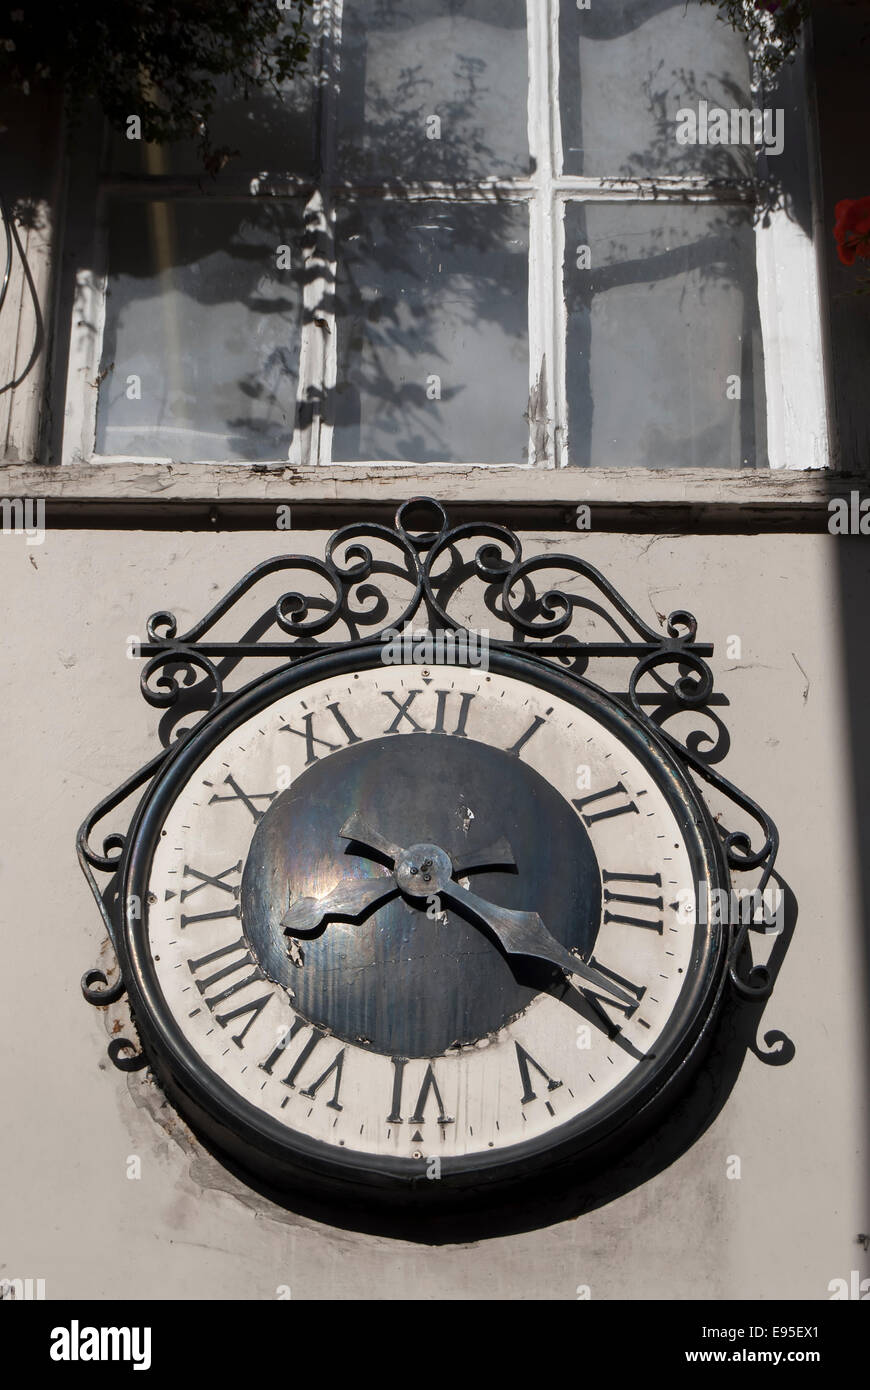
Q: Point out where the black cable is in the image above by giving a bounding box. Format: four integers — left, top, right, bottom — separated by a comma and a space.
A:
0, 190, 12, 320
0, 190, 45, 395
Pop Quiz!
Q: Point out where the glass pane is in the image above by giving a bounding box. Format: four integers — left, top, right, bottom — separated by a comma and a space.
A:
336, 0, 529, 182
563, 202, 765, 468
95, 200, 305, 462
560, 0, 754, 179
106, 62, 320, 178
332, 199, 529, 463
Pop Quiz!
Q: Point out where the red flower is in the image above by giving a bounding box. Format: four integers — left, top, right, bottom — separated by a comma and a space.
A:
834, 198, 870, 267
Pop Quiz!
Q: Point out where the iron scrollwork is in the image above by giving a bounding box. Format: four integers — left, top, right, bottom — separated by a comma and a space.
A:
78, 497, 778, 1006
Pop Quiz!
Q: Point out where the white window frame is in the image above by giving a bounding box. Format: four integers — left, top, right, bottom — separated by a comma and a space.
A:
60, 0, 830, 473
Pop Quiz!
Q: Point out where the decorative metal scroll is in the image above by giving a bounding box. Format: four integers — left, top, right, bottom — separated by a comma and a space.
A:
77, 496, 779, 1006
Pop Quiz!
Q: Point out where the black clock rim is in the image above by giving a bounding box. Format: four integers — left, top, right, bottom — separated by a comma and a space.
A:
120, 645, 730, 1202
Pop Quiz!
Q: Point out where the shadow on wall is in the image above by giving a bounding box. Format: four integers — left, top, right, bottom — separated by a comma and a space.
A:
813, 0, 870, 1264
813, 0, 870, 471
100, 874, 797, 1246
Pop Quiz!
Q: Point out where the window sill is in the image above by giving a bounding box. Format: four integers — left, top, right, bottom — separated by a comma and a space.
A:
0, 461, 851, 532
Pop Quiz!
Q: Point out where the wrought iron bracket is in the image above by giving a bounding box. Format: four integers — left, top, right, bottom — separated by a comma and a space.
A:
78, 497, 779, 1004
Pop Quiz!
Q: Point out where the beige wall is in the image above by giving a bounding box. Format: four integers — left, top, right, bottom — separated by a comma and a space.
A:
0, 524, 866, 1299
1, 0, 869, 1306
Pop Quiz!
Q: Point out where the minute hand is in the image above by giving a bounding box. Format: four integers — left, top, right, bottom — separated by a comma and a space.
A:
438, 881, 635, 1009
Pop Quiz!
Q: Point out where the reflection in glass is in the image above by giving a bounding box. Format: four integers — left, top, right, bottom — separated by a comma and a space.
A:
337, 0, 529, 182
564, 202, 765, 468
332, 199, 529, 463
106, 63, 320, 178
560, 0, 754, 179
95, 200, 304, 461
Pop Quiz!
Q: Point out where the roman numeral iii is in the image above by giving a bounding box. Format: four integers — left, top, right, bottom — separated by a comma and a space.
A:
601, 870, 664, 933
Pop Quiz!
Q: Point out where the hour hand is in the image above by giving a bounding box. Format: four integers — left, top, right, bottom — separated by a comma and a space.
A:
451, 838, 515, 876
281, 874, 398, 935
339, 813, 404, 867
438, 880, 636, 1009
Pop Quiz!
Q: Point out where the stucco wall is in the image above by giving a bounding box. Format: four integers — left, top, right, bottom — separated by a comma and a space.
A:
1, 524, 866, 1299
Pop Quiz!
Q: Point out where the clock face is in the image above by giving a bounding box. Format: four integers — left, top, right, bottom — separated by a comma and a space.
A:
122, 648, 727, 1199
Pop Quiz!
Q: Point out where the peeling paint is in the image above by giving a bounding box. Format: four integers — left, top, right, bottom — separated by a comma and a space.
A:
526, 356, 550, 466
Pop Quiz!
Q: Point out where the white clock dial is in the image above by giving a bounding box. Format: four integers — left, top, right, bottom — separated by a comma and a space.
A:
137, 659, 719, 1175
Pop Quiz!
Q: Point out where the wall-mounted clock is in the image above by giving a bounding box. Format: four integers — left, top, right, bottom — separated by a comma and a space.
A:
79, 499, 777, 1206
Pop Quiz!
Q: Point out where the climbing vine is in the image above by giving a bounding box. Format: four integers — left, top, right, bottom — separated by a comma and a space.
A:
0, 2, 313, 174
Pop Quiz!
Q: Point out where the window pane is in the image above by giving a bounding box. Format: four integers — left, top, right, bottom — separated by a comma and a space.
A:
563, 202, 765, 468
106, 65, 320, 178
336, 0, 529, 182
560, 0, 754, 179
332, 200, 529, 463
95, 200, 305, 461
